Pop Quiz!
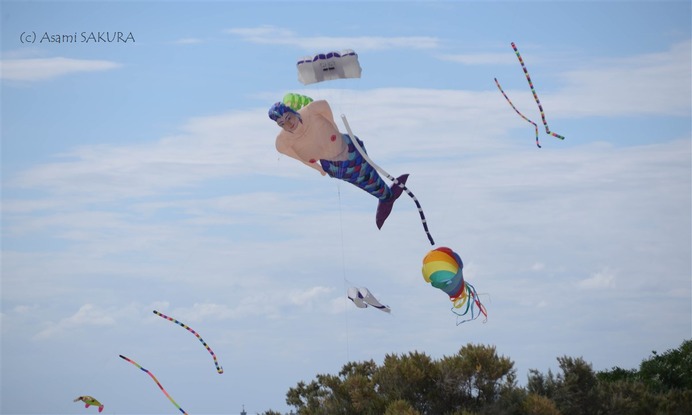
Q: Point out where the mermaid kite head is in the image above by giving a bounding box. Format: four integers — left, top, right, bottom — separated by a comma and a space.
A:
268, 102, 302, 126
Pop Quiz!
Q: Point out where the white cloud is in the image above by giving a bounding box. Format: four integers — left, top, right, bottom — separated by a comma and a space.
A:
159, 287, 335, 324
530, 262, 546, 272
6, 109, 278, 200
1, 57, 121, 81
166, 303, 240, 321
34, 303, 117, 339
554, 40, 692, 117
4, 71, 686, 204
578, 268, 617, 290
439, 40, 691, 119
225, 25, 439, 51
288, 286, 333, 305
13, 304, 39, 314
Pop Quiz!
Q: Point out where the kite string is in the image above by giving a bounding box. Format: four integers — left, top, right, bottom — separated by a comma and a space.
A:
335, 183, 351, 362
153, 310, 223, 374
510, 42, 565, 141
118, 354, 188, 415
340, 114, 435, 246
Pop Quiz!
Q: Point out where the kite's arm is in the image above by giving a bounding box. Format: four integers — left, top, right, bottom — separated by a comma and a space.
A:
307, 100, 340, 131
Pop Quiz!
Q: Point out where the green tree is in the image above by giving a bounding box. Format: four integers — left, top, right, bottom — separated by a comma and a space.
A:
285, 360, 383, 415
657, 388, 692, 415
433, 343, 517, 414
552, 356, 600, 415
594, 339, 692, 414
639, 339, 692, 393
596, 366, 638, 383
285, 378, 330, 415
522, 393, 561, 415
596, 379, 659, 415
341, 360, 385, 414
373, 351, 438, 414
384, 399, 421, 415
276, 340, 692, 415
527, 368, 559, 399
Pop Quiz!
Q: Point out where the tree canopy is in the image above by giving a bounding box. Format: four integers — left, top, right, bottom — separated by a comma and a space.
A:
263, 339, 691, 415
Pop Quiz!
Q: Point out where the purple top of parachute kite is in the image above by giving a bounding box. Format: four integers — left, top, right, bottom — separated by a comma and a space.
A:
296, 50, 358, 65
296, 49, 362, 85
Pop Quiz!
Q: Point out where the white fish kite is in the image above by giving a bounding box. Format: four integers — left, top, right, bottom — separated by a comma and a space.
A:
347, 287, 391, 313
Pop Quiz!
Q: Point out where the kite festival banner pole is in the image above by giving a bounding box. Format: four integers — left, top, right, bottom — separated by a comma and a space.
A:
340, 114, 435, 246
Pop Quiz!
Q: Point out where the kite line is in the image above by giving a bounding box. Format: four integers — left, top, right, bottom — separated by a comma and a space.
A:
496, 42, 565, 148
153, 310, 223, 374
118, 354, 188, 415
341, 114, 435, 246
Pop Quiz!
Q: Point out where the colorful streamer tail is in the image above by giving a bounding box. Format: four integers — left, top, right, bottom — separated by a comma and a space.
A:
496, 42, 565, 147
341, 114, 435, 246
118, 354, 188, 415
422, 247, 487, 325
450, 280, 488, 326
153, 310, 223, 374
494, 77, 541, 147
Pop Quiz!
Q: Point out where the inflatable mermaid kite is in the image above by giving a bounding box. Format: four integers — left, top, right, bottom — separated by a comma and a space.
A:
269, 100, 408, 229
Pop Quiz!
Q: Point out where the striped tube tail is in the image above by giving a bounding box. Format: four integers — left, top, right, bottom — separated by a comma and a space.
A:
153, 310, 223, 374
118, 354, 188, 415
510, 42, 565, 141
494, 77, 542, 148
340, 115, 435, 246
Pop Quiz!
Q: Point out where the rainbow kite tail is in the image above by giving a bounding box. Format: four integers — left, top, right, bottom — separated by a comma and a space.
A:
494, 77, 541, 148
153, 310, 224, 374
118, 354, 188, 415
510, 42, 565, 142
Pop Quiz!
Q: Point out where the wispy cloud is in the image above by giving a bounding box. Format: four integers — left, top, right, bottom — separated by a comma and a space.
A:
530, 262, 546, 272
4, 76, 688, 206
225, 25, 440, 51
577, 268, 617, 290
6, 110, 278, 200
0, 57, 121, 81
34, 303, 117, 339
288, 286, 333, 306
161, 287, 335, 322
554, 40, 692, 117
440, 40, 691, 118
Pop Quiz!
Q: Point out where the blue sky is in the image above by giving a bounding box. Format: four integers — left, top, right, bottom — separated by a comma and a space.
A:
1, 1, 690, 414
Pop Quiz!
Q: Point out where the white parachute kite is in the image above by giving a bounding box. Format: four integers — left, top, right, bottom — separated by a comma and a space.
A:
347, 287, 391, 313
296, 49, 362, 85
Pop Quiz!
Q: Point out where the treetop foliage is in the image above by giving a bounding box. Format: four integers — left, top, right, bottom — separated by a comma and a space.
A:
263, 339, 691, 415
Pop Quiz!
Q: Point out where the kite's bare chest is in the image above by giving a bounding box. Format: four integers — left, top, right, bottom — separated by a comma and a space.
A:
290, 116, 349, 162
